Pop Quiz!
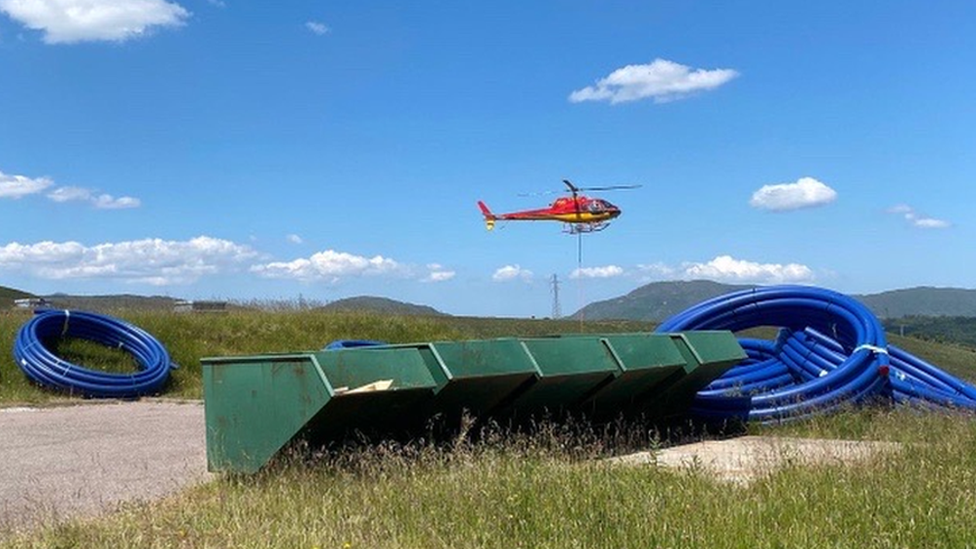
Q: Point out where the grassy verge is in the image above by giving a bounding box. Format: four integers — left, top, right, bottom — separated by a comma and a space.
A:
0, 309, 652, 405
3, 308, 974, 406
4, 409, 976, 548
3, 311, 976, 547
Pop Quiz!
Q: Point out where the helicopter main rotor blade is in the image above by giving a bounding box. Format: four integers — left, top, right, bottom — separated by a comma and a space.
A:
516, 181, 642, 197
574, 184, 643, 191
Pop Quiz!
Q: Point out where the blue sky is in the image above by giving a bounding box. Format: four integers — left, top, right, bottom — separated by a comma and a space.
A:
1, 1, 974, 317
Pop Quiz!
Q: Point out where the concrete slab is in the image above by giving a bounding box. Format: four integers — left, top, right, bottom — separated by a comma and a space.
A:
609, 435, 903, 484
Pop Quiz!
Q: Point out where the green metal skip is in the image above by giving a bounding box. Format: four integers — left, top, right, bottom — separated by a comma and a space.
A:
202, 331, 745, 473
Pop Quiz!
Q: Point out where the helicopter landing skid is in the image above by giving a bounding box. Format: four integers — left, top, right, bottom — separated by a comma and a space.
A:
564, 222, 611, 234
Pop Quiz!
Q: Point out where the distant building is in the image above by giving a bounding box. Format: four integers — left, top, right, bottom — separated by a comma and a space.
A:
13, 297, 51, 309
174, 300, 228, 313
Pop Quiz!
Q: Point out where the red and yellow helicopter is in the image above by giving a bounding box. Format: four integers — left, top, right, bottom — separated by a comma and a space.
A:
478, 180, 639, 234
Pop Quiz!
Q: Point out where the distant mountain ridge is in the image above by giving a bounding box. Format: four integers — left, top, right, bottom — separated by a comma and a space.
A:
319, 296, 447, 316
41, 293, 182, 311
574, 281, 976, 322
574, 280, 757, 322
5, 283, 976, 320
0, 285, 34, 302
858, 287, 976, 318
0, 285, 446, 315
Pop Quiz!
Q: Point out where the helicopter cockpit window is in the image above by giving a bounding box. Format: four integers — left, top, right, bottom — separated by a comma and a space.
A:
587, 201, 605, 213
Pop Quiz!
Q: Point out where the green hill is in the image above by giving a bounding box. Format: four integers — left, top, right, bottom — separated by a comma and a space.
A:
320, 296, 447, 316
574, 281, 976, 322
857, 287, 976, 318
1, 284, 35, 304
41, 293, 182, 311
882, 316, 976, 350
574, 280, 755, 322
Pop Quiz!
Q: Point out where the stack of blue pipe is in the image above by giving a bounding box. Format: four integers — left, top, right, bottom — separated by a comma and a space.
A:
14, 309, 173, 398
657, 285, 976, 422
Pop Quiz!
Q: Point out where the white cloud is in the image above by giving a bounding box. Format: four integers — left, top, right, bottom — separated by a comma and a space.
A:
750, 177, 837, 212
492, 264, 532, 282
47, 186, 140, 209
570, 265, 624, 279
286, 234, 303, 244
425, 271, 455, 282
636, 262, 677, 278
46, 186, 91, 202
0, 0, 190, 44
682, 255, 814, 284
0, 236, 256, 285
92, 193, 140, 209
423, 263, 455, 283
913, 218, 950, 229
3, 169, 140, 208
305, 20, 329, 35
251, 249, 403, 283
0, 171, 53, 198
637, 255, 814, 284
569, 58, 738, 105
887, 204, 950, 229
253, 252, 455, 284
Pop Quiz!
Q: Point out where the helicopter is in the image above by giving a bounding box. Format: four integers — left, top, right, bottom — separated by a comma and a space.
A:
477, 179, 639, 234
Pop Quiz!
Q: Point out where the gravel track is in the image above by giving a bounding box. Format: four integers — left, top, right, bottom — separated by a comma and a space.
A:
0, 400, 210, 537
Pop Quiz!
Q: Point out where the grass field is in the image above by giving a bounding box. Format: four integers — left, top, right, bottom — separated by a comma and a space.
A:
0, 308, 653, 405
3, 409, 976, 548
3, 306, 973, 404
2, 309, 976, 548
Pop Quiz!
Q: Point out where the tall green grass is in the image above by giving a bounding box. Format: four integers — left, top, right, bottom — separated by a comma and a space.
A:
0, 309, 652, 405
3, 307, 974, 406
5, 409, 976, 548
4, 310, 976, 547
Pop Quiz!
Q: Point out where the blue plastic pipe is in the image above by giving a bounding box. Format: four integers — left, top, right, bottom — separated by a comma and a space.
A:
14, 309, 173, 398
658, 285, 976, 422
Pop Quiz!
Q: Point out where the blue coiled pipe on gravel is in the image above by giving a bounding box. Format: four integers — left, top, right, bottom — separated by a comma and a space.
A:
657, 285, 976, 422
14, 309, 173, 398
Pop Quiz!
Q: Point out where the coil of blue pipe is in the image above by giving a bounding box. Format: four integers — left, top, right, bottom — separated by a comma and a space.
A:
14, 309, 173, 398
657, 285, 976, 422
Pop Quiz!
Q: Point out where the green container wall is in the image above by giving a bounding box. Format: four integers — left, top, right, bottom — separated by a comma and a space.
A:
497, 337, 621, 417
202, 331, 745, 473
577, 333, 690, 420
203, 347, 437, 473
418, 339, 540, 418
636, 331, 747, 419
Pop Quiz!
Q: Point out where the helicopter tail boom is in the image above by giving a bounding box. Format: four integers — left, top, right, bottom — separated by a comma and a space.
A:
477, 201, 497, 230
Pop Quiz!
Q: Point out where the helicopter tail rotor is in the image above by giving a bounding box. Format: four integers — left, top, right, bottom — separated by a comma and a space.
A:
477, 201, 497, 231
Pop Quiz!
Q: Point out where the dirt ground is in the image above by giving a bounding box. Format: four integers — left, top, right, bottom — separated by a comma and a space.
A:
0, 400, 211, 537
